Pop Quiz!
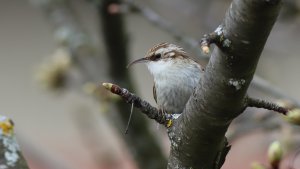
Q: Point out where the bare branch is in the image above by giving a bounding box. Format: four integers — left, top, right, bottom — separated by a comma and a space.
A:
251, 76, 300, 108
102, 83, 170, 125
246, 97, 288, 115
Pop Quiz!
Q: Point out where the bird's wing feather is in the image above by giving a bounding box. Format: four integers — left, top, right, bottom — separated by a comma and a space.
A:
153, 83, 157, 104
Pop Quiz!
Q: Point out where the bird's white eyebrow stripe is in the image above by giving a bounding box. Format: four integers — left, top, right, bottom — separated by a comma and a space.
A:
154, 45, 185, 55
155, 48, 166, 55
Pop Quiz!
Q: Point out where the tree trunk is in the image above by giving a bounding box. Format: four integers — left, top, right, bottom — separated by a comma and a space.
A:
168, 0, 282, 168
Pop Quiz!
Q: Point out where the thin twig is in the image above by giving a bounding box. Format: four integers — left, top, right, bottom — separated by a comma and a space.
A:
125, 102, 134, 134
251, 76, 300, 108
102, 83, 170, 126
246, 97, 289, 115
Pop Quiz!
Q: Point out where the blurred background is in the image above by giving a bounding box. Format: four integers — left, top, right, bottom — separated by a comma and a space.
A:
1, 0, 300, 168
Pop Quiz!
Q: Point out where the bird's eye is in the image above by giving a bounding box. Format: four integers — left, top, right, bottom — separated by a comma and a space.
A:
154, 53, 161, 60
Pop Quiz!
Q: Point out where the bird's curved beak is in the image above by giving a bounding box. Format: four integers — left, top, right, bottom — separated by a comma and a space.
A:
127, 57, 149, 68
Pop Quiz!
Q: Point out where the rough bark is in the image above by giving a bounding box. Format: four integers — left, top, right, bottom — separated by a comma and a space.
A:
168, 0, 282, 168
0, 117, 29, 169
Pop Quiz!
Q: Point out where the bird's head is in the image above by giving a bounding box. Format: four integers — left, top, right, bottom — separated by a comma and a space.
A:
128, 43, 192, 75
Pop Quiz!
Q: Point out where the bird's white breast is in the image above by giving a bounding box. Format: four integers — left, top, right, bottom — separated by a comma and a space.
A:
146, 59, 202, 114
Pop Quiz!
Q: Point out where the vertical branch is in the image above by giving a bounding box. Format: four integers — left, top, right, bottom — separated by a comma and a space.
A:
168, 0, 282, 168
97, 1, 167, 168
98, 0, 128, 83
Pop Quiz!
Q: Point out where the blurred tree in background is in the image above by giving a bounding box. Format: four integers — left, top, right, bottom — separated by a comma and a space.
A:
0, 0, 300, 168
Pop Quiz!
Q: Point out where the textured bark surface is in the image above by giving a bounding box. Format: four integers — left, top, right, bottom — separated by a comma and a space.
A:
168, 0, 282, 168
0, 116, 29, 169
0, 137, 29, 169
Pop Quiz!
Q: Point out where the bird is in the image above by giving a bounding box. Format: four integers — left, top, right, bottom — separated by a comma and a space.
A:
128, 42, 204, 114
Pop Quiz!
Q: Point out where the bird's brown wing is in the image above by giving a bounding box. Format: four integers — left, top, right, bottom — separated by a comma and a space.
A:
153, 83, 157, 104
182, 53, 205, 72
